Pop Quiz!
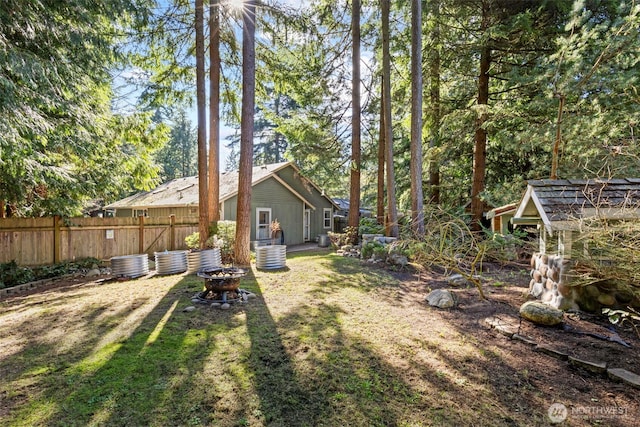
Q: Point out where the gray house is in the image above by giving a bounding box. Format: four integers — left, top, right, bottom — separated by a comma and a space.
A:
105, 162, 339, 246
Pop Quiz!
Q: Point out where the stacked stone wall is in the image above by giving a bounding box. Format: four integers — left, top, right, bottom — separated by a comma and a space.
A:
529, 253, 640, 312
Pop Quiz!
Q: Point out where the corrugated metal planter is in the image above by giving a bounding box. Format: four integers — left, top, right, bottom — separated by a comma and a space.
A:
110, 254, 149, 279
154, 250, 188, 275
255, 245, 287, 269
187, 248, 222, 274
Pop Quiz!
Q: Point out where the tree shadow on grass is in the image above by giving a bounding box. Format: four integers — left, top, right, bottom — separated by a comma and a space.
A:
313, 252, 640, 425
265, 251, 559, 425
0, 273, 255, 426
246, 253, 511, 426
248, 270, 511, 426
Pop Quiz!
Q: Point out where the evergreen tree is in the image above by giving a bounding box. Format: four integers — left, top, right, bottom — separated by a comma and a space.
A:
349, 0, 362, 230
235, 0, 257, 266
0, 0, 165, 217
155, 110, 197, 180
409, 0, 425, 236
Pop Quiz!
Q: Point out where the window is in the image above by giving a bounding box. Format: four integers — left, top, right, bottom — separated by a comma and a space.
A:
133, 209, 148, 217
323, 208, 332, 229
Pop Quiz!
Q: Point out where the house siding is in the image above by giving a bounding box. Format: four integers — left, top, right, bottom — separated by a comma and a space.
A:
151, 207, 197, 218
114, 208, 133, 218
275, 167, 334, 239
107, 163, 336, 247
113, 206, 196, 218
223, 177, 305, 244
255, 179, 304, 244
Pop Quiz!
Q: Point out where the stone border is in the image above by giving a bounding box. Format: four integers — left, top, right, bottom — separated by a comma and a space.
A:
0, 270, 114, 299
484, 316, 640, 390
0, 274, 78, 298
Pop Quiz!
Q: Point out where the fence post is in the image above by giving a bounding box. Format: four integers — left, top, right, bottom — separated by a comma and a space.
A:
139, 215, 145, 254
54, 215, 61, 263
169, 215, 176, 250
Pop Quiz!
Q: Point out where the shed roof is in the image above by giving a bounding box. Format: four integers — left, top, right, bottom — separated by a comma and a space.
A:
105, 162, 335, 210
513, 178, 640, 234
485, 203, 517, 220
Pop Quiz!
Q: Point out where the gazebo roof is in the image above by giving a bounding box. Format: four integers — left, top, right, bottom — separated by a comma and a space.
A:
513, 178, 640, 234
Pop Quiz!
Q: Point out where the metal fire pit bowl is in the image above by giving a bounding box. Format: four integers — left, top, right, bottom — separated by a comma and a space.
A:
195, 267, 248, 304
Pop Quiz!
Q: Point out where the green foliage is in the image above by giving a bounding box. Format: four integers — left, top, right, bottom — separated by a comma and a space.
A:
0, 261, 34, 289
3, 0, 640, 221
361, 241, 385, 260
214, 221, 236, 264
405, 207, 487, 299
0, 258, 100, 289
184, 232, 200, 250
0, 0, 166, 216
567, 220, 640, 305
482, 228, 533, 264
184, 221, 236, 264
154, 110, 197, 181
359, 217, 384, 236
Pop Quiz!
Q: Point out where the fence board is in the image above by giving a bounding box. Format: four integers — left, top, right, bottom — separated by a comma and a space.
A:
0, 216, 198, 266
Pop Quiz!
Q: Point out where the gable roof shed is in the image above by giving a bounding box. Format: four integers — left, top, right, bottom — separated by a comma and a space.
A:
513, 178, 640, 235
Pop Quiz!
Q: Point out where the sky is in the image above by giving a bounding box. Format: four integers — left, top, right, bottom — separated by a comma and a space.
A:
188, 0, 313, 170
113, 0, 317, 171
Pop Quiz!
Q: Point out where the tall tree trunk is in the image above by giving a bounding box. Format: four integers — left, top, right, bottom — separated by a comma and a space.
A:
382, 0, 398, 237
195, 0, 209, 248
410, 0, 424, 237
348, 0, 361, 231
470, 5, 491, 232
377, 76, 385, 226
428, 0, 441, 205
208, 0, 220, 226
551, 94, 565, 179
234, 0, 256, 266
274, 93, 282, 162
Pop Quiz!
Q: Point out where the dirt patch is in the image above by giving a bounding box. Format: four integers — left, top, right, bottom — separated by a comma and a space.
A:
383, 261, 640, 425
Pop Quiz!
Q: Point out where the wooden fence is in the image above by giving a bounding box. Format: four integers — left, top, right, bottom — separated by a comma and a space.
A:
0, 216, 199, 266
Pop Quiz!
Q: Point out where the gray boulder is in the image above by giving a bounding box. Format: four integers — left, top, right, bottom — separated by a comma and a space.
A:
447, 273, 471, 287
519, 301, 563, 326
426, 289, 457, 309
85, 263, 101, 277
85, 268, 101, 278
389, 253, 408, 267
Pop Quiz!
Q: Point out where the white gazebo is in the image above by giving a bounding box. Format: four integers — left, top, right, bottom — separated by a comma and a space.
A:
512, 178, 640, 257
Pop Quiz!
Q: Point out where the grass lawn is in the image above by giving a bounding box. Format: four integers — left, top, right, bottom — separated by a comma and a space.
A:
2, 249, 630, 426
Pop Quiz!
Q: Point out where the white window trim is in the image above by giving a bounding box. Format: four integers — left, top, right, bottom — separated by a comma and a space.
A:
304, 208, 311, 241
133, 209, 148, 217
323, 208, 332, 229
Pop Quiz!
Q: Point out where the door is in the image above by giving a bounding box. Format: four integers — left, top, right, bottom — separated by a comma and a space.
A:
256, 208, 271, 241
303, 209, 311, 242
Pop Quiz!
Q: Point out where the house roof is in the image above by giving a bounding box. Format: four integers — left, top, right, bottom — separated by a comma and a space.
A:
513, 178, 640, 234
105, 162, 336, 210
332, 198, 373, 215
105, 175, 200, 209
485, 203, 517, 220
